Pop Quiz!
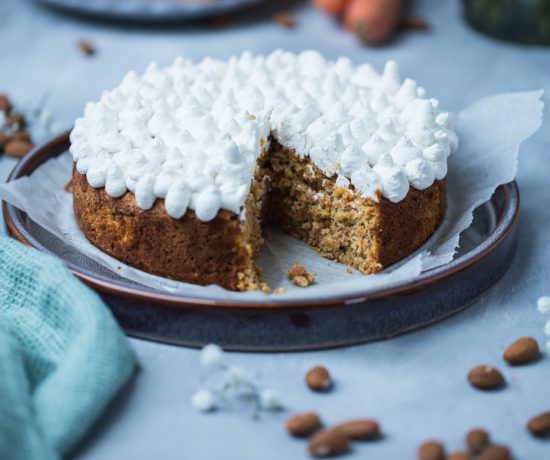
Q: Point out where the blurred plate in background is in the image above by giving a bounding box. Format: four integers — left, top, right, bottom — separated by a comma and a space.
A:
33, 0, 264, 22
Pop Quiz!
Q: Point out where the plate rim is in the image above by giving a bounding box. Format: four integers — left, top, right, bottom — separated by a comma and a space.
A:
3, 132, 520, 310
33, 0, 265, 21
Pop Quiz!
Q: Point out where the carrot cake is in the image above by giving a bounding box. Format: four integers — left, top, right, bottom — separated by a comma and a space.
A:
69, 50, 457, 291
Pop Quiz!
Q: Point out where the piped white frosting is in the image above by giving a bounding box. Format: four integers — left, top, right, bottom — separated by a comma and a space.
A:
70, 50, 458, 221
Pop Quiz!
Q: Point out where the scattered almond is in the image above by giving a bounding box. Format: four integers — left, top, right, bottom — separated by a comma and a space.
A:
305, 366, 332, 392
478, 444, 511, 460
274, 12, 296, 29
333, 419, 379, 441
527, 411, 550, 437
78, 40, 95, 56
4, 139, 33, 158
286, 412, 322, 437
308, 428, 348, 458
0, 129, 9, 150
0, 94, 11, 113
418, 440, 446, 460
468, 365, 505, 390
447, 451, 471, 460
503, 336, 539, 365
466, 428, 490, 454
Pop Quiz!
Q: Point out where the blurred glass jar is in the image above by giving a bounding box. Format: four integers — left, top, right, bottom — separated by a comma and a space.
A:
463, 0, 550, 44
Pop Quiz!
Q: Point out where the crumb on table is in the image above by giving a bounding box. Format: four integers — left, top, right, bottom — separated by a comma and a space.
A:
287, 262, 316, 288
274, 287, 286, 295
274, 12, 296, 29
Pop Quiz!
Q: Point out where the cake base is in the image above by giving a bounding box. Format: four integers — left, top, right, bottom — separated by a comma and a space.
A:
73, 144, 445, 291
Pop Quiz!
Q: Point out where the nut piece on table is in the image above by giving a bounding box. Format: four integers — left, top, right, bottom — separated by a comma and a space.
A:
308, 428, 349, 458
527, 411, 550, 437
478, 444, 511, 460
274, 12, 296, 29
5, 139, 33, 158
417, 440, 446, 460
78, 40, 96, 56
333, 419, 380, 441
503, 336, 539, 365
447, 452, 471, 460
305, 366, 332, 392
467, 365, 505, 390
286, 412, 322, 438
465, 428, 490, 454
0, 130, 9, 150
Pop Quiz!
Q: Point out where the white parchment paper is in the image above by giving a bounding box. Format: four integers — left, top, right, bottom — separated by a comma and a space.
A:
0, 91, 543, 302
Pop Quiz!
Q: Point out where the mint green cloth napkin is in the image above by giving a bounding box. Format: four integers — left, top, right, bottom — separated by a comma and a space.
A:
0, 235, 137, 460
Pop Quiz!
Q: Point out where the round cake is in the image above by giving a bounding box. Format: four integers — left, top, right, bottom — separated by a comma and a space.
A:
70, 50, 457, 291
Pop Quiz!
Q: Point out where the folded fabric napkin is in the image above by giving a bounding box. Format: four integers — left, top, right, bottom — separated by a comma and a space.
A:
0, 235, 136, 460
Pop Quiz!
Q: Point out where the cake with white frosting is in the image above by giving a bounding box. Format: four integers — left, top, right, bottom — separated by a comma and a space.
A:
70, 50, 457, 291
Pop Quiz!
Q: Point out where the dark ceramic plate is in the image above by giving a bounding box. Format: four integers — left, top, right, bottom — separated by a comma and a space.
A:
33, 0, 263, 22
3, 133, 520, 351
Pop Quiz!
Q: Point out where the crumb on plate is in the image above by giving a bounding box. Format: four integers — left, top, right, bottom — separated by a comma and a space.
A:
287, 262, 316, 288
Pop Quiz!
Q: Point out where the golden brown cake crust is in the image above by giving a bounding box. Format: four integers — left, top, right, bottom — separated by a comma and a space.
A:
377, 179, 445, 267
73, 146, 445, 290
72, 169, 260, 290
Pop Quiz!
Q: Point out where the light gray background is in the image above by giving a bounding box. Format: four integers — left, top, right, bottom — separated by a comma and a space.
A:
1, 0, 549, 458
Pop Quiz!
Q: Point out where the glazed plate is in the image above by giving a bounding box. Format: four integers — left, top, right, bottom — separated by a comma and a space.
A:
33, 0, 264, 22
3, 135, 519, 351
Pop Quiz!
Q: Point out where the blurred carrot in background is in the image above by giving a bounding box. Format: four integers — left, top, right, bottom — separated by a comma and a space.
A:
345, 0, 407, 45
313, 0, 349, 16
313, 0, 411, 46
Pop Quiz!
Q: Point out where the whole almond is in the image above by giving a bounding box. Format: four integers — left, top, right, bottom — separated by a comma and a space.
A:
0, 94, 10, 113
5, 139, 33, 158
478, 444, 511, 460
447, 452, 471, 460
286, 412, 322, 437
306, 366, 332, 392
308, 428, 348, 457
418, 440, 446, 460
466, 428, 490, 454
333, 419, 379, 440
0, 129, 9, 150
527, 411, 550, 437
468, 365, 505, 390
503, 336, 539, 365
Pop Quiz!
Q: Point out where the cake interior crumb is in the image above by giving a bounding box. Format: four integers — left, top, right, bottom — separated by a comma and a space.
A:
234, 140, 386, 291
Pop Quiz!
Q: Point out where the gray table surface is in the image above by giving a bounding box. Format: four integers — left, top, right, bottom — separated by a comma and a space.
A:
1, 0, 549, 458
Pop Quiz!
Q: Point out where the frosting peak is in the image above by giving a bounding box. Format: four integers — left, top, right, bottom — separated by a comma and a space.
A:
70, 50, 457, 220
